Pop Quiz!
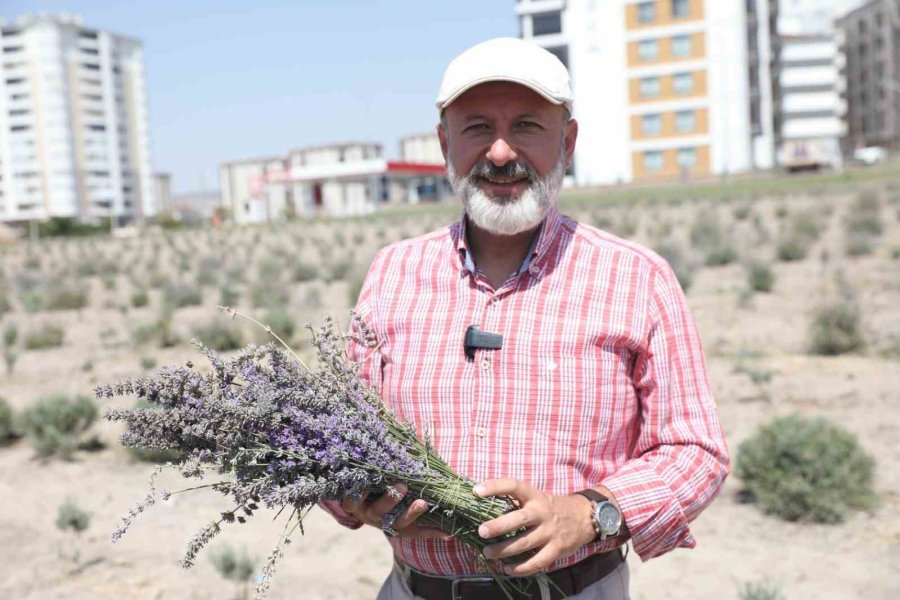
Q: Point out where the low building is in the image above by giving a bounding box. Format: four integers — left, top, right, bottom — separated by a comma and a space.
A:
219, 140, 448, 224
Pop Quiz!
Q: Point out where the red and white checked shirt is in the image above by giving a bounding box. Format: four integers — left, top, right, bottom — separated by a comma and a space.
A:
324, 206, 730, 575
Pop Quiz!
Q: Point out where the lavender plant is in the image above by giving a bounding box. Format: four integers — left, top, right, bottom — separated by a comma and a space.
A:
99, 310, 533, 600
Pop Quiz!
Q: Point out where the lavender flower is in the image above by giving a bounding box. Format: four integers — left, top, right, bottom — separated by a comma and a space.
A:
99, 314, 519, 600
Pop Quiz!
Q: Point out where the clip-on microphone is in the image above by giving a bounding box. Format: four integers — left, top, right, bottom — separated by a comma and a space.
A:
464, 325, 503, 359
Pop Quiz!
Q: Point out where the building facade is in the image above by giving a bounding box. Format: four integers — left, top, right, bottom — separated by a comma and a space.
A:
152, 172, 171, 213
517, 0, 771, 185
219, 140, 449, 224
0, 14, 155, 224
837, 0, 900, 152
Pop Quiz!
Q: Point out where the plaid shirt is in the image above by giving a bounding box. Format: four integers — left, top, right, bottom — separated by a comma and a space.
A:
323, 206, 730, 575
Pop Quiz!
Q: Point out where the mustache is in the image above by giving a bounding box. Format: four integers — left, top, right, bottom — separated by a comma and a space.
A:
468, 160, 536, 181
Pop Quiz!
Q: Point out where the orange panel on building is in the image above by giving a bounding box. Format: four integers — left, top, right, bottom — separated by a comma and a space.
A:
631, 145, 711, 180
628, 69, 708, 104
626, 32, 706, 67
626, 0, 705, 30
630, 108, 709, 140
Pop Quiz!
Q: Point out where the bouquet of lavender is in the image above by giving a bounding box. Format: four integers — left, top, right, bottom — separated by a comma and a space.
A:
99, 309, 527, 599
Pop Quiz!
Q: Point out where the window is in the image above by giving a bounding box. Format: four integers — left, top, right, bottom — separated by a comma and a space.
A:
638, 39, 659, 61
640, 76, 661, 97
672, 34, 692, 57
642, 114, 662, 135
673, 72, 694, 95
672, 0, 690, 18
533, 12, 562, 36
677, 147, 697, 168
638, 2, 656, 24
643, 150, 664, 171
675, 110, 696, 132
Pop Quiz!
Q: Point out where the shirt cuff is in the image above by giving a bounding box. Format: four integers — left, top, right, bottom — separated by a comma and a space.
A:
603, 459, 695, 561
318, 500, 364, 530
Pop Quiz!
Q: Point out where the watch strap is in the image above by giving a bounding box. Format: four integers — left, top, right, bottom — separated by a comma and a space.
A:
574, 489, 609, 504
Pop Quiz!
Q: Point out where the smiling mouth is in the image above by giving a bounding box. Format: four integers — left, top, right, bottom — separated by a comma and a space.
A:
480, 175, 529, 185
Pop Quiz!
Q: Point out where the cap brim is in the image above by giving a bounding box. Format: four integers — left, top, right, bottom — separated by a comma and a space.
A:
437, 75, 570, 112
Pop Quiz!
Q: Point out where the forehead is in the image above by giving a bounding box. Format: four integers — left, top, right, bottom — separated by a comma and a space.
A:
443, 81, 563, 121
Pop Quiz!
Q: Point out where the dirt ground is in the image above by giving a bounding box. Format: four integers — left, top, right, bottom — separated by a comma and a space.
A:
0, 188, 898, 600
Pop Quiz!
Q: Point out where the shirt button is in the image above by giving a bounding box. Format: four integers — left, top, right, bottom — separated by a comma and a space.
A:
474, 427, 487, 438
481, 359, 491, 370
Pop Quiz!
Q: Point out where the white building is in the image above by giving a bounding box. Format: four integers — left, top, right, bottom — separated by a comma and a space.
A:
517, 0, 772, 185
399, 132, 444, 164
219, 141, 449, 224
774, 1, 847, 170
0, 14, 155, 224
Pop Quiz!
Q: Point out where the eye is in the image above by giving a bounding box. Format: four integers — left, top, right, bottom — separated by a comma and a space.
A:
516, 120, 542, 130
463, 123, 489, 134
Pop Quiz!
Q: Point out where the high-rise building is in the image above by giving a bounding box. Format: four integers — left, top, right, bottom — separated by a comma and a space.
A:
0, 14, 154, 224
152, 172, 171, 214
517, 0, 774, 185
837, 0, 900, 152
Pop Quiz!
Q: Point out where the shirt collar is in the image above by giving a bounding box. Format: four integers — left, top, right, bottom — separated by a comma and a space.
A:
453, 206, 565, 279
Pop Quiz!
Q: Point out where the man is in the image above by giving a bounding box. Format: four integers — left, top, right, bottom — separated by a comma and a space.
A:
324, 37, 730, 599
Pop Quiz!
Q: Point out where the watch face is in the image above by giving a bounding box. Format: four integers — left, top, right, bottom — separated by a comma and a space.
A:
596, 502, 621, 535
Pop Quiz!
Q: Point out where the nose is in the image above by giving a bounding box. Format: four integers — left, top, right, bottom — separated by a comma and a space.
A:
486, 137, 518, 167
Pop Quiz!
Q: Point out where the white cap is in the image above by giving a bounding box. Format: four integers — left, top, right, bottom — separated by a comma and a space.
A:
436, 37, 573, 114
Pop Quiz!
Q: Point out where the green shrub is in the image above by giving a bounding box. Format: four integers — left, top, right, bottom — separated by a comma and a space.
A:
292, 262, 319, 283
844, 232, 875, 257
19, 394, 97, 459
140, 356, 157, 371
101, 274, 117, 291
655, 243, 694, 292
324, 258, 352, 283
163, 283, 202, 308
776, 235, 809, 262
789, 209, 824, 242
689, 212, 724, 251
0, 293, 11, 315
44, 285, 89, 311
20, 291, 43, 313
704, 245, 738, 267
249, 284, 289, 309
131, 288, 150, 308
738, 581, 784, 600
809, 299, 864, 355
891, 246, 900, 260
24, 323, 65, 350
210, 544, 255, 599
219, 285, 240, 307
133, 316, 180, 349
745, 260, 774, 293
193, 320, 244, 351
302, 287, 322, 309
261, 311, 296, 344
845, 191, 883, 236
736, 413, 876, 523
56, 498, 91, 533
0, 397, 20, 445
732, 205, 752, 221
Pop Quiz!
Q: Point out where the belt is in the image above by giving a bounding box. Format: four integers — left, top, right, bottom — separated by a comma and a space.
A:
399, 548, 625, 600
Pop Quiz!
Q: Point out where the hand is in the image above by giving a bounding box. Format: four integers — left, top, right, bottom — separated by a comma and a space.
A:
340, 483, 452, 540
474, 479, 596, 576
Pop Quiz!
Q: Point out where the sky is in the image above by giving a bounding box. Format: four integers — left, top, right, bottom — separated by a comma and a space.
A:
1, 1, 517, 194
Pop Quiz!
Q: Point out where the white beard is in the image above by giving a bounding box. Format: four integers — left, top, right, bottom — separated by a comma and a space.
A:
447, 151, 566, 236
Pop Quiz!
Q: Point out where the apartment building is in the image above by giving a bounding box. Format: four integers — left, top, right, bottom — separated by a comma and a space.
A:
0, 14, 154, 224
517, 0, 770, 185
837, 0, 900, 151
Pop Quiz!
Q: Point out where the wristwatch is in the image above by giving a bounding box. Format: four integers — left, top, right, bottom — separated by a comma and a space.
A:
574, 489, 622, 541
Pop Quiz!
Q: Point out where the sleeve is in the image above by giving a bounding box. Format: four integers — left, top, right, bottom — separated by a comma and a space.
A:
318, 248, 388, 530
601, 259, 731, 561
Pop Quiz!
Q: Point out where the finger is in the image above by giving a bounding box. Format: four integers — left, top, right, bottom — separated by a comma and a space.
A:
362, 484, 407, 522
340, 491, 369, 515
473, 479, 535, 502
503, 545, 558, 577
396, 525, 453, 540
482, 527, 545, 560
392, 498, 429, 530
478, 508, 536, 540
